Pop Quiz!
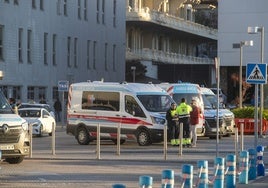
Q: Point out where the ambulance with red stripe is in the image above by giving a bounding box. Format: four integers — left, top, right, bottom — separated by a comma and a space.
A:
66, 81, 175, 146
157, 82, 206, 137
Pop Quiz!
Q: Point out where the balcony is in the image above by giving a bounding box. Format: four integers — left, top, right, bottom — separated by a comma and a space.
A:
126, 7, 217, 40
126, 48, 214, 65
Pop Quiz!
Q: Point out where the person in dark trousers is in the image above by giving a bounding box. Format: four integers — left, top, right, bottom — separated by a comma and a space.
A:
166, 102, 179, 146
189, 98, 201, 147
53, 98, 62, 122
176, 98, 192, 147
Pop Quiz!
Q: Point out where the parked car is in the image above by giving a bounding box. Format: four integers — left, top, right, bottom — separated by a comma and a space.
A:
18, 103, 55, 118
18, 108, 56, 137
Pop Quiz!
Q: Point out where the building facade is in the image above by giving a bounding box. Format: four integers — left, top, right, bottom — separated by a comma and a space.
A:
0, 0, 126, 105
125, 0, 218, 85
218, 0, 268, 105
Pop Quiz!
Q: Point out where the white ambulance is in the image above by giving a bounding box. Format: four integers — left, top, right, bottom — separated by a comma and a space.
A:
157, 82, 206, 137
66, 81, 175, 146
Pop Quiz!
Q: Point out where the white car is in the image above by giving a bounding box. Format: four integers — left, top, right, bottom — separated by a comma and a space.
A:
18, 103, 55, 119
18, 108, 56, 137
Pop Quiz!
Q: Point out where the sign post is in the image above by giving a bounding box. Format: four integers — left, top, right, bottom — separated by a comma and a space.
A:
58, 80, 69, 128
246, 63, 267, 149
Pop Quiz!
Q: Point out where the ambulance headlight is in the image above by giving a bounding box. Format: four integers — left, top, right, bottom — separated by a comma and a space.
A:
151, 116, 166, 125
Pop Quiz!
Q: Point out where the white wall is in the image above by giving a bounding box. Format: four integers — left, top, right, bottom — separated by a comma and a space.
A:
218, 0, 268, 66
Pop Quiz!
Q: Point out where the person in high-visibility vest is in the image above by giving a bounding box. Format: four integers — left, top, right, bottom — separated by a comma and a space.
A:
166, 102, 179, 146
176, 98, 192, 146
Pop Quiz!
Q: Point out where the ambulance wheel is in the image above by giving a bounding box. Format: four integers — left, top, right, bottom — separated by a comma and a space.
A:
112, 139, 126, 145
77, 127, 90, 145
137, 129, 151, 146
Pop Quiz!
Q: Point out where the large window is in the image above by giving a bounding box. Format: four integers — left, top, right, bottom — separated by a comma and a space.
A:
113, 0, 116, 27
40, 0, 44, 10
87, 40, 91, 69
93, 41, 97, 69
101, 0, 105, 24
78, 0, 81, 19
18, 28, 23, 63
104, 43, 108, 70
27, 29, 32, 63
0, 25, 3, 61
84, 0, 88, 20
112, 44, 116, 71
96, 0, 100, 23
44, 32, 48, 65
74, 37, 78, 68
63, 0, 67, 16
67, 36, 71, 67
82, 91, 119, 111
52, 34, 57, 65
27, 86, 34, 101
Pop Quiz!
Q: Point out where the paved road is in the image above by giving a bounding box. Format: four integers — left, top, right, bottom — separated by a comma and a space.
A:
0, 126, 267, 187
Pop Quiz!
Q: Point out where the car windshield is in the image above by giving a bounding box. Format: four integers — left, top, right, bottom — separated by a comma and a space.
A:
137, 94, 174, 112
0, 91, 14, 114
19, 109, 41, 118
202, 94, 224, 109
172, 93, 200, 106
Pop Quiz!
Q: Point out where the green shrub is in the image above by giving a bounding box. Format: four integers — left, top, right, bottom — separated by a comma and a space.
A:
231, 107, 268, 120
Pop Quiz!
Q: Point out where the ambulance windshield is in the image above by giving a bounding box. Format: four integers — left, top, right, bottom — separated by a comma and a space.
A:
137, 94, 174, 112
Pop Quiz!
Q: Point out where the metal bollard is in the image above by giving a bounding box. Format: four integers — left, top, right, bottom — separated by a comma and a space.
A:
248, 148, 257, 180
213, 157, 224, 188
139, 175, 153, 188
256, 145, 265, 176
196, 160, 208, 188
225, 154, 236, 188
112, 184, 126, 188
161, 169, 174, 188
238, 150, 249, 184
181, 164, 193, 188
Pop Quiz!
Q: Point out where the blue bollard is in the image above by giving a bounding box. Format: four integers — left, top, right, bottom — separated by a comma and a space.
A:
161, 169, 174, 188
239, 150, 249, 184
213, 157, 224, 188
182, 164, 193, 188
248, 148, 257, 180
197, 160, 208, 188
226, 154, 236, 188
139, 175, 153, 188
112, 184, 126, 188
256, 145, 265, 176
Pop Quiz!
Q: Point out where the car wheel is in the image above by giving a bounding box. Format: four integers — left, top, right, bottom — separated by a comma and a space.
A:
112, 139, 126, 145
5, 156, 24, 164
38, 125, 43, 137
137, 129, 151, 146
77, 127, 90, 145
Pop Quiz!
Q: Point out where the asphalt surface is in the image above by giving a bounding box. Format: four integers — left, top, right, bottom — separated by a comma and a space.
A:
0, 123, 268, 187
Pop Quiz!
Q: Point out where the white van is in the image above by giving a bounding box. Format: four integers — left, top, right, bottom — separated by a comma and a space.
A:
157, 82, 206, 137
0, 91, 30, 164
200, 87, 235, 137
66, 81, 175, 146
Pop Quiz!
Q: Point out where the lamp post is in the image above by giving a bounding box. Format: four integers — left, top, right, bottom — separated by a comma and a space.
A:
233, 40, 254, 108
248, 26, 265, 137
131, 66, 136, 83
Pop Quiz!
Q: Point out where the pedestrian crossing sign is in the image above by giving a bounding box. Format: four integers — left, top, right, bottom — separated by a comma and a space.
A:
246, 63, 267, 84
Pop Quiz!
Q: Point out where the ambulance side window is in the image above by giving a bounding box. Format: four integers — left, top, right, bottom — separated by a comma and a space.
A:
125, 95, 146, 118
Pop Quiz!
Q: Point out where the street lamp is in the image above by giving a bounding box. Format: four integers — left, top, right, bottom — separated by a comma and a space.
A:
233, 40, 254, 108
248, 26, 265, 137
131, 66, 136, 83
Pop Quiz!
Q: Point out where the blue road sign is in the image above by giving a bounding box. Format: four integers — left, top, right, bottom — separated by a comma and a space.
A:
246, 63, 267, 84
58, 80, 69, 91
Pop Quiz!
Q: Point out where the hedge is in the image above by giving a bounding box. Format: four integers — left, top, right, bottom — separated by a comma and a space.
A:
231, 106, 268, 120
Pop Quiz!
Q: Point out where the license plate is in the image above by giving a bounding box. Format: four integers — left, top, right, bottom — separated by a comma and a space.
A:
0, 145, 15, 150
